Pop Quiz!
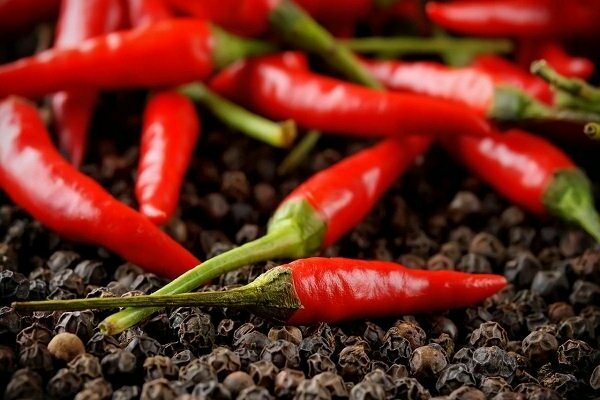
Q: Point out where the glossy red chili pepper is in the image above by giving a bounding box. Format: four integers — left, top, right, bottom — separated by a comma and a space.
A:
0, 0, 60, 36
136, 91, 200, 225
209, 53, 491, 138
0, 19, 273, 98
51, 0, 127, 167
360, 56, 556, 121
426, 0, 600, 39
14, 258, 507, 332
128, 0, 201, 225
100, 135, 433, 334
441, 128, 600, 241
0, 97, 200, 279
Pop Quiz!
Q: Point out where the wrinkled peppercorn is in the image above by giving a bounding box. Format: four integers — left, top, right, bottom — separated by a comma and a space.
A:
338, 345, 371, 382
261, 339, 300, 369
435, 363, 475, 394
249, 360, 279, 388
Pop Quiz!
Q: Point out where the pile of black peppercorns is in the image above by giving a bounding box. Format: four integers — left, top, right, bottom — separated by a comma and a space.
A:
1, 32, 599, 400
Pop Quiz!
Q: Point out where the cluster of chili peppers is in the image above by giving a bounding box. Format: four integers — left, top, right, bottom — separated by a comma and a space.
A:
3, 0, 600, 332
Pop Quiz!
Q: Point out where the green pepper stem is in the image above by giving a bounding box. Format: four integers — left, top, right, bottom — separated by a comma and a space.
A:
99, 199, 326, 335
490, 86, 600, 123
531, 60, 600, 103
211, 25, 276, 70
269, 0, 382, 89
13, 267, 301, 328
277, 130, 322, 175
344, 36, 513, 57
543, 169, 600, 243
180, 83, 297, 148
584, 122, 600, 140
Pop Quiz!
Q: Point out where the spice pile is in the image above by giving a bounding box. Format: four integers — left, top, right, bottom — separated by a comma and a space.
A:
1, 0, 600, 399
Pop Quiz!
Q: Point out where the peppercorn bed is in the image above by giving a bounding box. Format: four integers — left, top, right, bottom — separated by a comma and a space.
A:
0, 106, 599, 398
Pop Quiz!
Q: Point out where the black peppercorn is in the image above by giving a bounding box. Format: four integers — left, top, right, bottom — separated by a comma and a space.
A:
393, 377, 430, 400
0, 269, 29, 300
261, 339, 300, 369
521, 330, 558, 365
191, 381, 232, 400
470, 346, 517, 382
410, 344, 448, 381
349, 381, 385, 400
141, 378, 180, 400
18, 342, 53, 372
294, 378, 331, 400
307, 353, 336, 377
268, 326, 303, 345
237, 385, 275, 400
4, 368, 44, 400
178, 359, 217, 389
46, 368, 83, 399
469, 322, 508, 349
143, 355, 178, 381
435, 363, 475, 394
69, 353, 103, 380
249, 360, 279, 388
206, 346, 241, 379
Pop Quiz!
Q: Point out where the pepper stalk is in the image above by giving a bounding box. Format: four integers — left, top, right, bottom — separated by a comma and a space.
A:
179, 83, 297, 148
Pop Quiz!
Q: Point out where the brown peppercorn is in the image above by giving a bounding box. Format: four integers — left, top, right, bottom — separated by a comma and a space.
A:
48, 332, 85, 362
223, 371, 254, 396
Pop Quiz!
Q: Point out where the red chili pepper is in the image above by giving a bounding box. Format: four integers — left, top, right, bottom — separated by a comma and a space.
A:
0, 0, 60, 37
0, 97, 200, 278
126, 0, 201, 224
0, 19, 273, 99
360, 55, 574, 122
209, 53, 491, 138
426, 0, 600, 39
51, 0, 127, 167
136, 91, 200, 225
13, 257, 507, 331
100, 134, 433, 334
440, 128, 600, 241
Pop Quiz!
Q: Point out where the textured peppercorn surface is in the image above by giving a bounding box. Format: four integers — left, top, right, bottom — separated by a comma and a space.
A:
2, 30, 600, 400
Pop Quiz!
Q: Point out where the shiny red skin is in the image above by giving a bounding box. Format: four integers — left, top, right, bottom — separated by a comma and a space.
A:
287, 258, 507, 325
441, 129, 576, 215
0, 97, 200, 279
0, 0, 60, 36
136, 92, 200, 225
166, 0, 370, 36
283, 136, 432, 247
127, 0, 172, 27
209, 54, 491, 139
51, 0, 127, 167
362, 56, 554, 114
426, 0, 600, 38
0, 19, 215, 98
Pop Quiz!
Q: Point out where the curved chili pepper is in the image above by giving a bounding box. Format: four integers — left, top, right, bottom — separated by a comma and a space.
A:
0, 97, 200, 278
101, 134, 433, 334
209, 53, 490, 138
426, 0, 600, 39
51, 0, 127, 167
0, 19, 274, 99
136, 91, 200, 225
127, 0, 202, 224
440, 128, 600, 241
14, 257, 507, 332
0, 0, 60, 37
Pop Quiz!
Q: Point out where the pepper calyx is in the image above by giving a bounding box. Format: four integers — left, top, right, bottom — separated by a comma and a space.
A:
267, 198, 326, 258
211, 24, 275, 70
543, 168, 600, 242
